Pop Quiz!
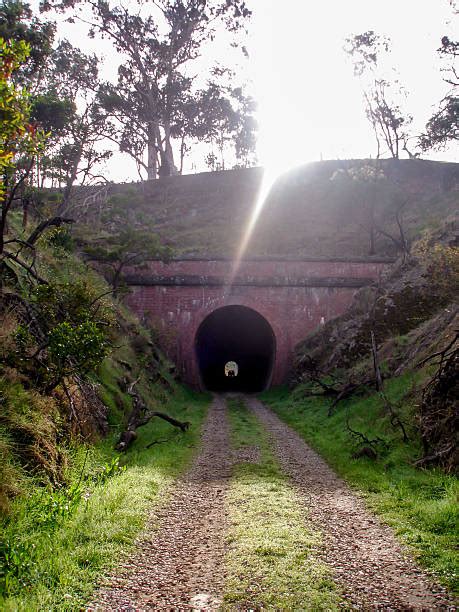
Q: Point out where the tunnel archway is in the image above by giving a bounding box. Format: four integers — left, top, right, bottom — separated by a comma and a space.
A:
195, 305, 276, 392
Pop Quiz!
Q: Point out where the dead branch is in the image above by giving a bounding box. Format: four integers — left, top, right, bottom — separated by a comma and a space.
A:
345, 402, 387, 458
371, 329, 384, 392
300, 356, 341, 397
416, 332, 458, 369
27, 216, 75, 246
146, 430, 181, 448
380, 392, 409, 443
116, 377, 189, 452
416, 337, 458, 472
371, 329, 409, 442
2, 251, 48, 284
327, 380, 374, 417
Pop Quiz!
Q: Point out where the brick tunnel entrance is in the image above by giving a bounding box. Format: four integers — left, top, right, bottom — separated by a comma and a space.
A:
195, 305, 276, 392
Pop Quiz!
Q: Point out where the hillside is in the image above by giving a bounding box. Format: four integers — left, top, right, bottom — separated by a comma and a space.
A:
78, 159, 459, 259
0, 160, 457, 607
259, 225, 458, 591
0, 220, 208, 608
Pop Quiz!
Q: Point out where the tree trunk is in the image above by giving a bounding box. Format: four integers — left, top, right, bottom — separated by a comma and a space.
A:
162, 122, 176, 176
180, 136, 187, 174
371, 330, 383, 392
369, 225, 376, 255
116, 379, 189, 451
58, 140, 83, 216
147, 123, 158, 180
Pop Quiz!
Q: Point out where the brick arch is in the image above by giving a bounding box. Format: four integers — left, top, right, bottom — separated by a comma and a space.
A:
124, 257, 391, 388
194, 303, 277, 391
189, 298, 287, 389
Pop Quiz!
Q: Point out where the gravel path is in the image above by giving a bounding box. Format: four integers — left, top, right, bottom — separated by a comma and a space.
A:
247, 396, 457, 611
88, 395, 231, 611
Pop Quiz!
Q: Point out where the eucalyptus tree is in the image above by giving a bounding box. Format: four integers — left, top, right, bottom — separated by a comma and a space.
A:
41, 0, 253, 179
33, 40, 111, 207
0, 0, 55, 86
345, 31, 413, 159
420, 33, 458, 150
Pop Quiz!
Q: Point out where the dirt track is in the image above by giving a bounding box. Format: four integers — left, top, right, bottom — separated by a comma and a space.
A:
89, 394, 231, 611
89, 395, 456, 611
247, 396, 455, 611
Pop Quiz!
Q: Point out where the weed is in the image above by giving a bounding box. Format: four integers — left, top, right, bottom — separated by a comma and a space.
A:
261, 374, 459, 593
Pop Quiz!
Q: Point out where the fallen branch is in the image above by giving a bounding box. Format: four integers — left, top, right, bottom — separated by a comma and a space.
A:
416, 332, 458, 369
146, 431, 181, 449
371, 329, 409, 442
327, 381, 369, 417
414, 443, 456, 469
345, 402, 387, 459
116, 377, 189, 452
416, 336, 458, 472
380, 392, 409, 443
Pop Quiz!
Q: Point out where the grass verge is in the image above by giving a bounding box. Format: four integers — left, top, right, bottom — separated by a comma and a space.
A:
260, 373, 459, 594
223, 395, 341, 610
0, 386, 208, 612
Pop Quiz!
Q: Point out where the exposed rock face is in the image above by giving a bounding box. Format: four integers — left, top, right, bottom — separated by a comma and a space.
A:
293, 233, 458, 382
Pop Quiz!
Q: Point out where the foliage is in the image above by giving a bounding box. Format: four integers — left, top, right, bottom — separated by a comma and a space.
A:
420, 96, 458, 150
1, 11, 112, 272
30, 39, 111, 198
420, 28, 458, 150
0, 36, 44, 200
413, 233, 459, 295
345, 31, 413, 158
0, 0, 55, 84
84, 227, 174, 294
5, 279, 114, 391
47, 319, 108, 374
42, 0, 254, 179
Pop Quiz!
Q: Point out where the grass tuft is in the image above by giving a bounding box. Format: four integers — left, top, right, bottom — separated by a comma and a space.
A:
0, 387, 208, 611
223, 396, 341, 610
260, 374, 459, 594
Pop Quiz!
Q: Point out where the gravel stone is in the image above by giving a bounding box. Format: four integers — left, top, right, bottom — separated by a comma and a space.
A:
88, 395, 230, 611
247, 396, 457, 611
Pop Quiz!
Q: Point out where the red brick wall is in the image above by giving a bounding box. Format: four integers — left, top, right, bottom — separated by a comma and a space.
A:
124, 259, 389, 388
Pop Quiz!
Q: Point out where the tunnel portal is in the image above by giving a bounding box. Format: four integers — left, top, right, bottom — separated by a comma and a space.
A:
195, 305, 276, 392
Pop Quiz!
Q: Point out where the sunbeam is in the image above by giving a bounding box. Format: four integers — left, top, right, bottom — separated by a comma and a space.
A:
230, 167, 272, 280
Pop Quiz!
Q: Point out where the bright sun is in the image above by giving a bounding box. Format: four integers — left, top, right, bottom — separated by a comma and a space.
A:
249, 0, 453, 173
230, 0, 455, 266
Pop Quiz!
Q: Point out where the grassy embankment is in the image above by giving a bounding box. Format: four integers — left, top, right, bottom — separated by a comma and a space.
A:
0, 212, 210, 610
260, 372, 459, 594
223, 396, 341, 610
0, 383, 208, 612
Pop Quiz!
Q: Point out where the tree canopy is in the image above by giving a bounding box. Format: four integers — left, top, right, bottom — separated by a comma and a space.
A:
420, 34, 458, 150
40, 0, 256, 178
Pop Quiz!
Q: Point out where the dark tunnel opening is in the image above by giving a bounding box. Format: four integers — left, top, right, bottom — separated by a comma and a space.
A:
195, 305, 276, 392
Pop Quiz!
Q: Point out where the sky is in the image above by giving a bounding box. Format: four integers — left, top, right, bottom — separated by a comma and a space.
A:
34, 0, 458, 181
249, 0, 458, 176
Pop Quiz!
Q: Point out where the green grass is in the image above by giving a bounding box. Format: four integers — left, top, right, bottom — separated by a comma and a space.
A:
260, 373, 459, 594
0, 386, 209, 612
223, 396, 341, 610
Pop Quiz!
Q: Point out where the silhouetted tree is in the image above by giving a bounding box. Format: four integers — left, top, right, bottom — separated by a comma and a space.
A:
420, 25, 458, 150
42, 0, 253, 179
345, 31, 413, 159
